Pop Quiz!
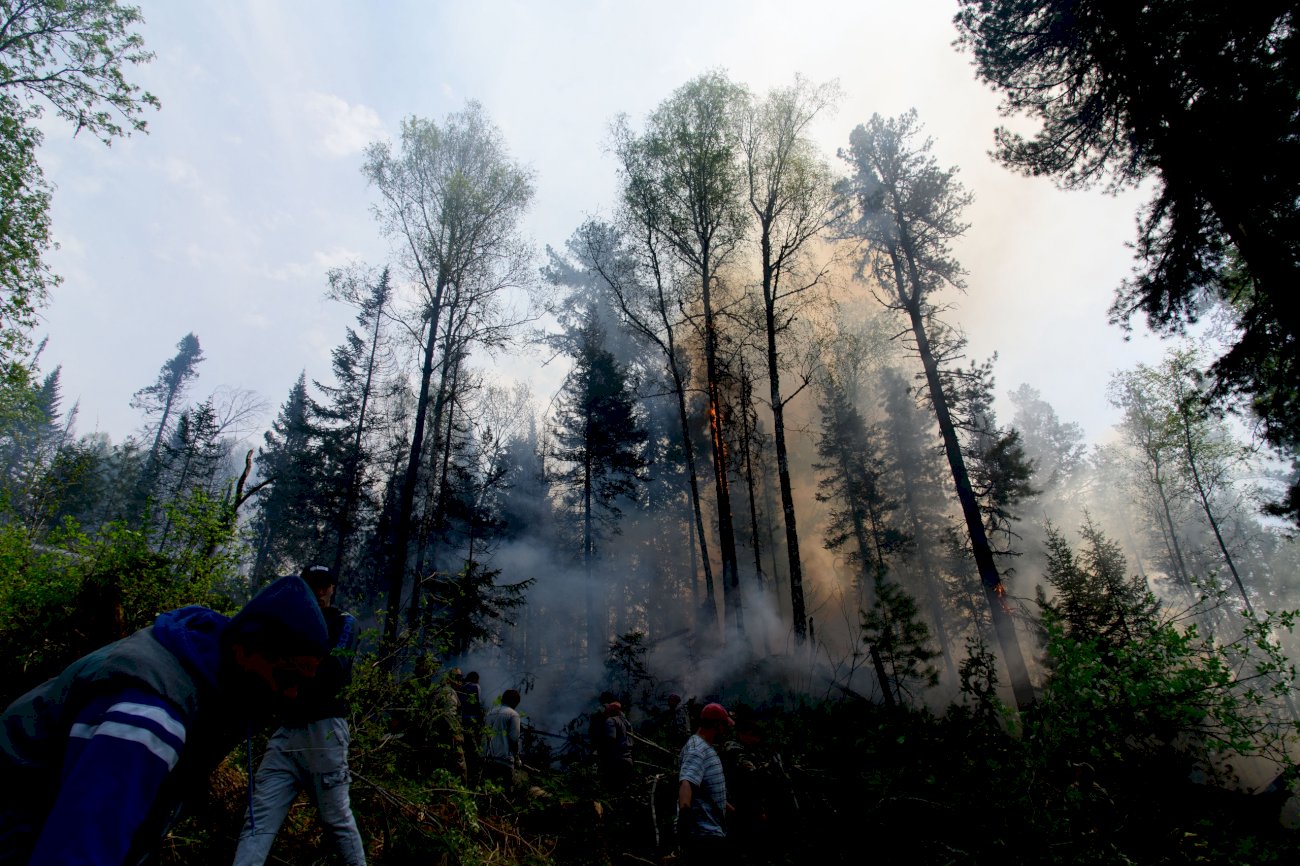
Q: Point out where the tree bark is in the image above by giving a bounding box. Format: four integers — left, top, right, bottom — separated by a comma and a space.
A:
700, 257, 744, 639
892, 237, 1034, 709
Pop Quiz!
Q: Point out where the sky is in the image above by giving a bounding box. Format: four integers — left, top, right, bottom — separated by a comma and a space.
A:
34, 0, 1171, 449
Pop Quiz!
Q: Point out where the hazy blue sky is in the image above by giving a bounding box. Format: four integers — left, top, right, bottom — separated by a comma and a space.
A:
34, 0, 1168, 447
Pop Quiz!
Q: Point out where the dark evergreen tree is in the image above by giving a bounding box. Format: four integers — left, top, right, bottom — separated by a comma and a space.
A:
944, 353, 1038, 572
860, 572, 941, 706
551, 312, 648, 661
154, 397, 228, 551
1036, 517, 1160, 660
129, 332, 204, 517
422, 560, 534, 658
248, 374, 324, 582
814, 374, 908, 602
316, 267, 394, 580
955, 1, 1300, 523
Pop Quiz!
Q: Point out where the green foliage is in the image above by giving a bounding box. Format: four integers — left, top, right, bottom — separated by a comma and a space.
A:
0, 501, 237, 704
420, 559, 534, 657
954, 0, 1300, 525
0, 0, 158, 412
0, 98, 57, 374
1036, 517, 1161, 655
0, 0, 159, 142
860, 573, 940, 703
603, 630, 653, 701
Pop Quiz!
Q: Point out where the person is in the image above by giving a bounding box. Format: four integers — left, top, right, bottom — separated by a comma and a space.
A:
599, 700, 635, 789
665, 693, 691, 747
720, 713, 772, 861
455, 670, 484, 732
454, 670, 484, 780
481, 688, 522, 789
0, 575, 330, 866
677, 702, 734, 864
588, 690, 615, 759
232, 565, 365, 866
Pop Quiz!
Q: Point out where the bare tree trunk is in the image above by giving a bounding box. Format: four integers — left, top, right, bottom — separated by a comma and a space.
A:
671, 360, 718, 627
737, 357, 768, 589
701, 259, 744, 639
905, 301, 1034, 709
584, 443, 597, 663
1180, 419, 1254, 616
384, 291, 445, 647
766, 289, 806, 642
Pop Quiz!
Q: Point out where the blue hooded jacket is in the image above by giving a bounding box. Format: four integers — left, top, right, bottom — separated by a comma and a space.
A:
0, 576, 328, 866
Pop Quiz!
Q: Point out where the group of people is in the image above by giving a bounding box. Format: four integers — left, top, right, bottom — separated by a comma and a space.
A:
590, 691, 742, 864
0, 560, 753, 865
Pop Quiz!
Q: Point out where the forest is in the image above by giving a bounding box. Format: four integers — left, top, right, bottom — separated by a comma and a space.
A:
2, 1, 1299, 864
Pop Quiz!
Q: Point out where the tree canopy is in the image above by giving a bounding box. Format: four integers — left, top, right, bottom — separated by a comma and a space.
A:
955, 0, 1300, 521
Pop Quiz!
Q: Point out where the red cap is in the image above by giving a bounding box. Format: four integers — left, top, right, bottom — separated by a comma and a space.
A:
700, 702, 734, 726
606, 701, 622, 714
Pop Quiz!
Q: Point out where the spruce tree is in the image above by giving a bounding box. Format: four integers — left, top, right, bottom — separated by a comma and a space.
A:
249, 374, 324, 582
814, 375, 908, 602
551, 312, 648, 661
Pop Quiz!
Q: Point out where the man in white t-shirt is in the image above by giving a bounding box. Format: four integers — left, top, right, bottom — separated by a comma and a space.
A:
677, 702, 733, 863
481, 688, 521, 789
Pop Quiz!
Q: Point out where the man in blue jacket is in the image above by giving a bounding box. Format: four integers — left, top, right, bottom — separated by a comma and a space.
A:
0, 575, 330, 866
232, 564, 365, 866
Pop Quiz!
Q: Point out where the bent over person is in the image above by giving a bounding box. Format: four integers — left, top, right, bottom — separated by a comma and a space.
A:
233, 565, 365, 866
0, 575, 330, 866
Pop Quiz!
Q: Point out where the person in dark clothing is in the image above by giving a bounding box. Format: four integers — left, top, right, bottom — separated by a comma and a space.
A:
663, 693, 691, 747
588, 690, 616, 760
453, 670, 483, 780
455, 671, 484, 729
232, 565, 365, 866
0, 575, 330, 866
599, 701, 635, 790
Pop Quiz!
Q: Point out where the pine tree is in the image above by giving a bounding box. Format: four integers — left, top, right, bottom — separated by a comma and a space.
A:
316, 267, 394, 579
861, 573, 941, 706
841, 111, 1035, 707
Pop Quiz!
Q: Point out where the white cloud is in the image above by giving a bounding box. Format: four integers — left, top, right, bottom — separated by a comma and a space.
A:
304, 91, 386, 157
158, 156, 202, 187
254, 246, 366, 283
